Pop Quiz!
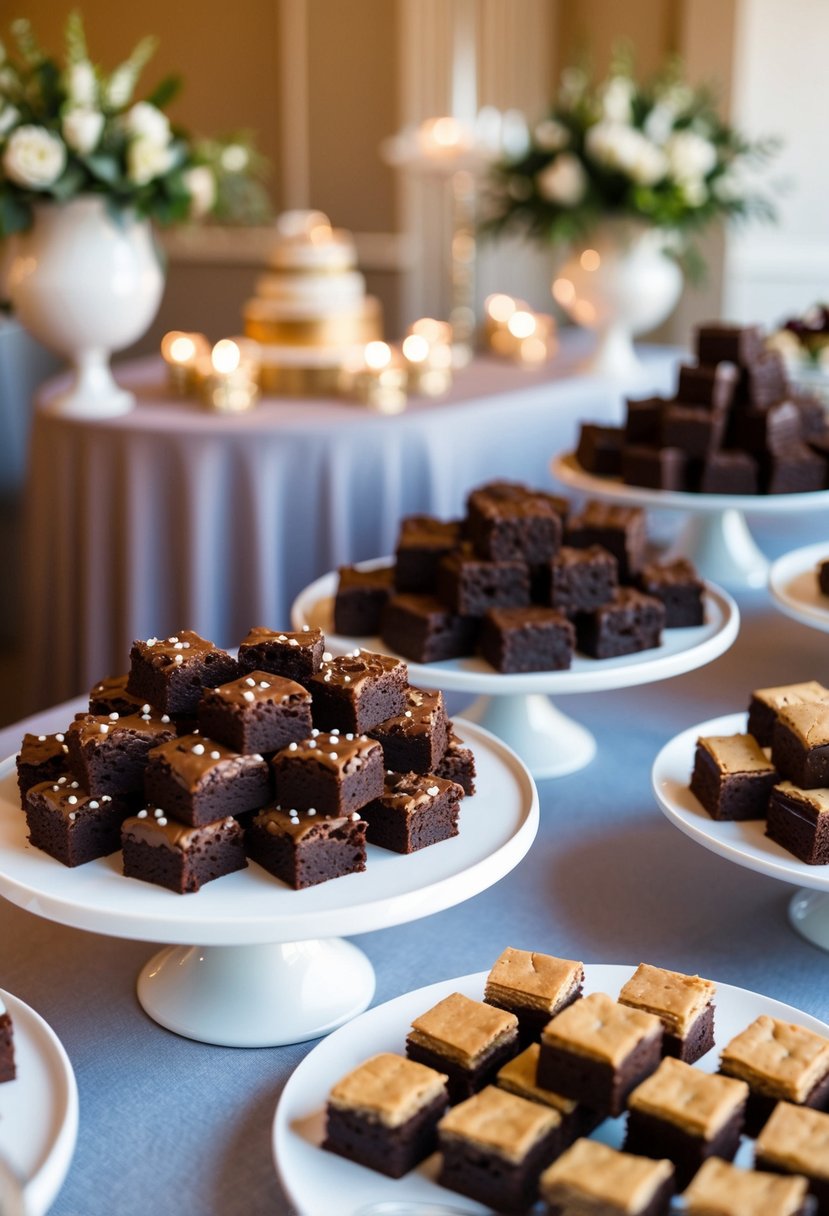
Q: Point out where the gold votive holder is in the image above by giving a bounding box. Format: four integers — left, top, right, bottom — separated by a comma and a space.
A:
160, 331, 210, 396
401, 332, 453, 398
341, 342, 407, 413
201, 339, 261, 414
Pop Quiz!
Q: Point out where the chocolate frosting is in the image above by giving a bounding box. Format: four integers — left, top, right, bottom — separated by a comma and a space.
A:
148, 734, 268, 791
206, 671, 309, 709
123, 811, 241, 851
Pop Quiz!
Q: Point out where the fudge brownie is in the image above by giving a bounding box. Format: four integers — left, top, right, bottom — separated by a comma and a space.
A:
394, 516, 463, 593
323, 1052, 449, 1178
730, 400, 802, 457
236, 626, 324, 685
143, 734, 271, 827
126, 631, 239, 715
438, 1085, 565, 1212
88, 673, 147, 716
564, 502, 646, 583
549, 545, 618, 616
436, 545, 531, 616
622, 445, 688, 491
575, 423, 624, 475
736, 349, 789, 409
496, 1046, 601, 1146
467, 485, 562, 563
25, 780, 132, 866
271, 732, 384, 816
361, 771, 462, 853
333, 564, 395, 636
625, 1057, 748, 1188
121, 811, 247, 893
720, 1015, 829, 1136
792, 393, 828, 441
637, 559, 705, 628
367, 685, 449, 773
695, 322, 765, 367
435, 730, 476, 796
820, 560, 829, 597
662, 403, 727, 459
479, 606, 575, 673
537, 991, 662, 1118
624, 397, 668, 446
767, 782, 829, 865
308, 649, 408, 734
689, 733, 777, 821
484, 947, 584, 1045
576, 587, 665, 660
682, 1157, 815, 1216
465, 480, 568, 523
677, 362, 739, 411
697, 450, 760, 494
539, 1139, 675, 1216
765, 444, 827, 494
772, 703, 829, 787
747, 681, 829, 748
618, 963, 716, 1063
406, 991, 519, 1104
245, 805, 367, 888
17, 731, 69, 806
0, 1000, 14, 1084
380, 594, 479, 663
66, 712, 177, 798
755, 1102, 829, 1212
197, 672, 312, 756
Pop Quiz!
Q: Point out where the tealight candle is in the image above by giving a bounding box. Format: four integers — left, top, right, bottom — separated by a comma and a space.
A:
160, 331, 210, 395
483, 294, 557, 364
401, 331, 453, 398
201, 338, 261, 413
342, 341, 407, 413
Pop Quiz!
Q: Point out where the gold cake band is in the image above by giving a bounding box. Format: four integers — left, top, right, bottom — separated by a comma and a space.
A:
244, 312, 382, 347
265, 261, 356, 275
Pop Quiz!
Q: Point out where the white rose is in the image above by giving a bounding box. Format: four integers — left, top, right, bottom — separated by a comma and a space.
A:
62, 107, 105, 155
643, 103, 676, 146
536, 153, 587, 206
601, 76, 635, 124
127, 135, 173, 185
2, 125, 66, 189
219, 143, 248, 173
66, 60, 97, 107
682, 177, 708, 207
666, 130, 717, 183
585, 122, 666, 185
627, 138, 667, 186
105, 65, 136, 109
183, 165, 216, 218
0, 103, 20, 139
534, 119, 569, 153
124, 102, 170, 146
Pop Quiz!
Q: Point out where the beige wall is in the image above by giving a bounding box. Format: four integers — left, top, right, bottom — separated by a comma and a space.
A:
556, 0, 680, 81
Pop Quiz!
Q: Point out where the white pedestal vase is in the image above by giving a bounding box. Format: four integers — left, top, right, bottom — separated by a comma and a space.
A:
7, 195, 164, 418
553, 220, 683, 383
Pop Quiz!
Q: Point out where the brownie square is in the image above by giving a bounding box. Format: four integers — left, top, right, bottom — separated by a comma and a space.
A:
237, 626, 324, 686
689, 733, 777, 821
820, 560, 829, 597
496, 1045, 601, 1146
25, 780, 132, 866
144, 734, 271, 827
66, 712, 177, 798
622, 445, 688, 491
0, 1007, 14, 1084
308, 649, 408, 734
792, 393, 828, 441
772, 703, 829, 787
564, 502, 646, 583
435, 729, 476, 796
88, 673, 148, 717
735, 349, 789, 409
367, 686, 449, 773
696, 450, 760, 495
730, 400, 802, 457
438, 1086, 564, 1212
662, 404, 727, 459
625, 1057, 747, 1188
479, 606, 575, 673
467, 486, 563, 563
197, 672, 312, 756
755, 1102, 829, 1211
17, 731, 70, 807
618, 963, 716, 1064
437, 545, 531, 616
333, 564, 395, 635
380, 593, 479, 663
127, 631, 239, 715
695, 322, 765, 367
537, 991, 662, 1118
624, 397, 667, 446
576, 587, 665, 659
394, 516, 463, 592
677, 362, 739, 411
540, 1139, 675, 1216
465, 480, 568, 524
406, 991, 519, 1104
720, 1015, 829, 1136
747, 681, 829, 748
484, 947, 584, 1045
271, 732, 384, 815
548, 545, 618, 616
323, 1053, 449, 1178
245, 806, 366, 888
361, 771, 462, 853
765, 443, 827, 494
767, 782, 829, 864
637, 559, 705, 628
575, 423, 624, 475
122, 812, 247, 893
682, 1156, 815, 1216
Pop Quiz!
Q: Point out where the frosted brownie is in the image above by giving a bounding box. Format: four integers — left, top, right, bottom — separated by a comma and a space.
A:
367, 686, 449, 774
308, 649, 407, 734
496, 1045, 600, 1146
245, 806, 366, 888
772, 703, 829, 788
360, 771, 462, 854
66, 711, 176, 798
88, 673, 147, 717
25, 780, 131, 866
682, 1157, 815, 1216
539, 1138, 675, 1216
747, 681, 829, 747
755, 1102, 829, 1211
126, 631, 239, 715
720, 1015, 829, 1135
197, 672, 312, 756
236, 626, 324, 686
484, 947, 583, 1044
271, 732, 384, 816
435, 729, 476, 796
689, 733, 777, 821
121, 811, 247, 893
767, 782, 829, 864
17, 731, 69, 806
618, 963, 716, 1063
0, 997, 14, 1083
144, 735, 271, 827
323, 1052, 448, 1177
406, 991, 519, 1104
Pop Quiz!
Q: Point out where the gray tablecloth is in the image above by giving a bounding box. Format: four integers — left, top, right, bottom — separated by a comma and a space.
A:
4, 508, 829, 1215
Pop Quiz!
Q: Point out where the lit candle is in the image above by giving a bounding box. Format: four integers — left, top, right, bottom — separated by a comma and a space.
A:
483, 294, 557, 365
160, 331, 210, 395
341, 341, 407, 413
416, 116, 470, 161
201, 338, 261, 413
401, 329, 453, 398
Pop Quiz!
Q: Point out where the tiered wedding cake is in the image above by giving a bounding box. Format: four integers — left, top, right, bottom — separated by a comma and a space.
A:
243, 210, 383, 394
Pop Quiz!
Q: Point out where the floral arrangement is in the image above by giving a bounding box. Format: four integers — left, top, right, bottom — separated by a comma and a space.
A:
0, 14, 270, 237
483, 52, 777, 270
768, 305, 829, 371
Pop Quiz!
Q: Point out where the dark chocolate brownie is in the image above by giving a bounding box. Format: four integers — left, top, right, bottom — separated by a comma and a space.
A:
662, 404, 727, 459
676, 362, 739, 411
197, 672, 312, 755
637, 558, 705, 628
771, 703, 829, 787
624, 397, 667, 446
696, 450, 759, 494
435, 730, 476, 796
622, 444, 688, 491
436, 545, 531, 615
548, 545, 617, 616
564, 502, 646, 583
479, 605, 575, 673
121, 811, 247, 893
245, 805, 367, 888
575, 587, 665, 659
361, 771, 462, 853
333, 564, 395, 636
88, 673, 148, 717
618, 963, 716, 1064
747, 681, 829, 748
127, 631, 239, 714
695, 322, 765, 367
0, 1005, 14, 1083
394, 516, 462, 592
66, 712, 177, 797
764, 444, 827, 494
690, 733, 777, 821
766, 782, 829, 865
308, 649, 408, 734
271, 732, 384, 815
484, 947, 584, 1046
791, 393, 828, 440
25, 780, 132, 866
575, 423, 624, 475
467, 485, 562, 563
368, 686, 449, 773
380, 594, 479, 664
730, 400, 801, 457
496, 1045, 601, 1146
237, 626, 324, 685
143, 734, 272, 826
735, 349, 789, 409
17, 731, 70, 806
406, 992, 519, 1104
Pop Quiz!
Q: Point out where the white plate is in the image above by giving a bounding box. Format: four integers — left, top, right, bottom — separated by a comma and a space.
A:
651, 711, 829, 891
274, 964, 829, 1216
290, 564, 739, 697
0, 990, 78, 1216
0, 720, 537, 947
769, 541, 829, 633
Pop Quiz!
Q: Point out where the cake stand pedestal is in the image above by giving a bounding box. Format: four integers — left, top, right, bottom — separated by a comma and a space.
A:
0, 721, 537, 1047
292, 569, 739, 782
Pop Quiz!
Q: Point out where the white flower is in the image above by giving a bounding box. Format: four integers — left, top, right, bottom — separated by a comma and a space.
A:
643, 103, 676, 146
219, 143, 248, 173
66, 60, 97, 107
712, 171, 744, 203
585, 121, 666, 185
183, 165, 216, 218
0, 102, 20, 139
536, 153, 587, 206
124, 101, 170, 146
681, 177, 708, 207
628, 138, 668, 186
2, 124, 66, 189
666, 130, 717, 183
127, 135, 173, 185
601, 76, 635, 124
62, 107, 104, 155
106, 65, 136, 110
534, 119, 569, 153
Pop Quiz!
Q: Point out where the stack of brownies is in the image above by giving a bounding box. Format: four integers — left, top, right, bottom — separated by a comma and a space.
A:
576, 321, 829, 494
690, 678, 829, 866
16, 628, 475, 894
321, 945, 829, 1215
334, 479, 707, 674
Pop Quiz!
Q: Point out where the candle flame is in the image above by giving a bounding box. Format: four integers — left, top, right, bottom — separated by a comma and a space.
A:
485, 294, 516, 323
507, 310, 537, 339
364, 341, 392, 370
212, 339, 241, 374
402, 334, 429, 364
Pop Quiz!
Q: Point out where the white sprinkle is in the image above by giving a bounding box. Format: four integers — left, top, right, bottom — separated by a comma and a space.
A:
259, 681, 270, 689
307, 740, 317, 749
153, 808, 164, 818
277, 634, 287, 642
161, 715, 170, 724
174, 654, 183, 665
55, 733, 65, 742
243, 690, 255, 702
70, 781, 79, 789
88, 800, 99, 809
173, 642, 184, 650
324, 673, 331, 682
99, 724, 109, 734
58, 776, 67, 785
405, 711, 412, 718
137, 809, 148, 819
346, 733, 354, 741
62, 744, 69, 753
68, 812, 76, 821
168, 636, 179, 644
307, 808, 316, 816
289, 639, 299, 647
330, 752, 338, 760
360, 735, 369, 741
427, 786, 439, 796
191, 727, 199, 734
245, 677, 256, 687
102, 795, 111, 803
288, 742, 298, 751
192, 743, 205, 755
141, 714, 151, 722
329, 736, 338, 745
302, 625, 310, 632
344, 675, 351, 684
311, 729, 319, 737
109, 712, 119, 721
351, 812, 361, 820
210, 750, 221, 760
330, 728, 340, 735
352, 648, 361, 657
51, 784, 59, 791
67, 795, 78, 805
146, 637, 157, 646
322, 651, 333, 662
182, 642, 191, 649
157, 816, 168, 827
141, 705, 151, 714
37, 734, 46, 742
252, 754, 264, 762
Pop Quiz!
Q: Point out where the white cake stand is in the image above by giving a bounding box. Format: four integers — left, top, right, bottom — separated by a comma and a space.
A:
768, 542, 829, 632
0, 721, 537, 1049
652, 711, 829, 953
291, 568, 739, 780
552, 452, 829, 590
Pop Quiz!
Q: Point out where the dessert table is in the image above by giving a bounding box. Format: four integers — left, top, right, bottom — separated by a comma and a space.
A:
21, 338, 680, 714
3, 508, 829, 1216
